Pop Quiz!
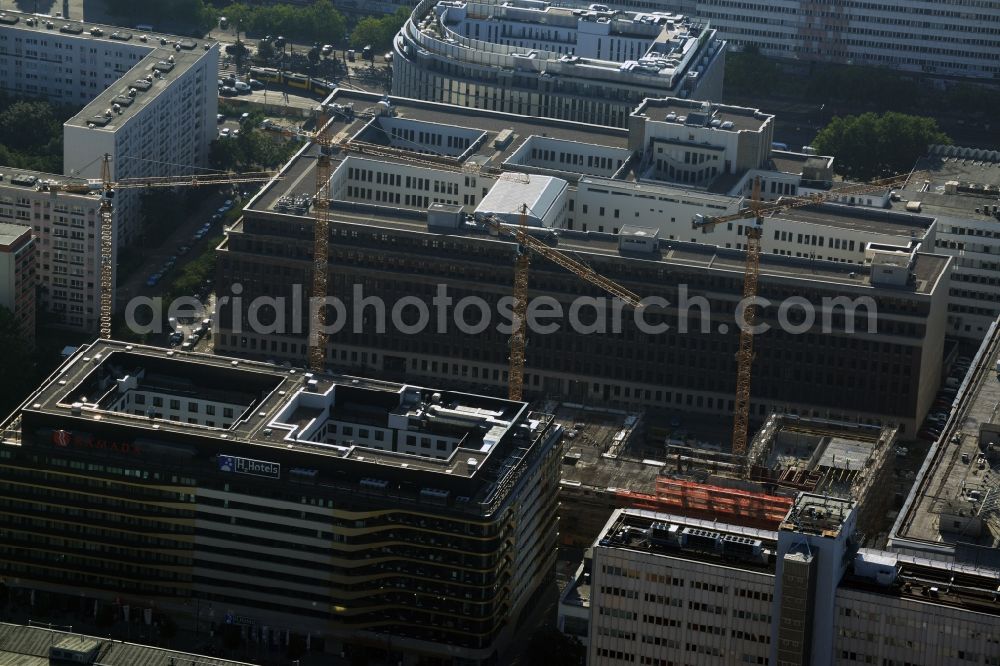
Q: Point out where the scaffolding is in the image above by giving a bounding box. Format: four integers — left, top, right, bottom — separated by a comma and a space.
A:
615, 477, 793, 530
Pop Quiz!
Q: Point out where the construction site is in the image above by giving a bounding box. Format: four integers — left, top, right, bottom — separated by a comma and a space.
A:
558, 408, 898, 547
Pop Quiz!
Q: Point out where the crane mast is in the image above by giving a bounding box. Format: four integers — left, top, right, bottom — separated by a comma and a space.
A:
309, 110, 334, 373
732, 177, 763, 458
87, 154, 279, 340
507, 204, 531, 402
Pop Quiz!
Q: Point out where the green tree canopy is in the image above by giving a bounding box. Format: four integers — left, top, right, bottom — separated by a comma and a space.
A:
350, 7, 409, 51
723, 46, 779, 97
812, 112, 951, 181
220, 1, 346, 45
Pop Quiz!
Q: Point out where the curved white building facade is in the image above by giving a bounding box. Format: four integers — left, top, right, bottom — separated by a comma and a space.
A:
392, 0, 726, 128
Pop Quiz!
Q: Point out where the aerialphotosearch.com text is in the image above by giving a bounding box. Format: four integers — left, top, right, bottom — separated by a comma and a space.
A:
126, 283, 879, 338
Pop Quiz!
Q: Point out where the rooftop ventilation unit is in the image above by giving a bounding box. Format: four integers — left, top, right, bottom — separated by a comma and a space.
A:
10, 174, 38, 187
59, 23, 83, 34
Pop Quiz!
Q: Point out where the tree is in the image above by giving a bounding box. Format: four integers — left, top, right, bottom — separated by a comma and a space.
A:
812, 112, 951, 181
723, 45, 779, 98
524, 627, 585, 666
350, 8, 409, 51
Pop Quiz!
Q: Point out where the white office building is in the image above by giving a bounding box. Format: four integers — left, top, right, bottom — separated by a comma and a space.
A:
607, 0, 1000, 81
392, 0, 726, 128
0, 11, 219, 331
568, 502, 1000, 666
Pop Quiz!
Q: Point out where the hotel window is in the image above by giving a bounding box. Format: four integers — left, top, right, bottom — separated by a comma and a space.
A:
170, 399, 180, 410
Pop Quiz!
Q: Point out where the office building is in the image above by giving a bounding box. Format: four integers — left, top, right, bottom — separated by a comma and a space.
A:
568, 502, 1000, 666
612, 0, 1000, 81
217, 89, 950, 435
0, 221, 36, 338
0, 171, 107, 331
0, 339, 562, 665
907, 146, 1000, 340
392, 0, 726, 128
888, 316, 1000, 565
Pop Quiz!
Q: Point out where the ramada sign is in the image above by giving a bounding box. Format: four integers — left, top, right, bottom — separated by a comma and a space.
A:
51, 429, 141, 456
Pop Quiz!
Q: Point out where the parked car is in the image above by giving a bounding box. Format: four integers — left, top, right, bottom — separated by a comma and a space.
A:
219, 86, 238, 97
169, 331, 183, 346
216, 113, 225, 123
321, 44, 333, 56
219, 127, 230, 137
234, 80, 250, 93
249, 79, 264, 90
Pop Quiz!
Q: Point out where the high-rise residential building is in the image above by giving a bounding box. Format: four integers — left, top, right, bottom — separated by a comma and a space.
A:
0, 221, 36, 338
0, 172, 105, 331
0, 11, 219, 247
570, 502, 1000, 666
392, 0, 726, 128
606, 0, 1000, 81
217, 89, 950, 436
0, 12, 219, 332
0, 339, 561, 665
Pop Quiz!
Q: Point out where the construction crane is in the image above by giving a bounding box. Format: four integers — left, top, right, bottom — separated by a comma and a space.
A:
43, 155, 281, 340
692, 170, 922, 460
309, 109, 335, 373
483, 205, 643, 401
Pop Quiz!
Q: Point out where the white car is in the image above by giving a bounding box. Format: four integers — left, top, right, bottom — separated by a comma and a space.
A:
234, 81, 250, 93
219, 127, 230, 137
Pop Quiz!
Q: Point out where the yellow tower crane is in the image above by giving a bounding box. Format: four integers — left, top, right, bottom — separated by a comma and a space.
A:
45, 155, 280, 340
483, 206, 644, 402
692, 170, 924, 459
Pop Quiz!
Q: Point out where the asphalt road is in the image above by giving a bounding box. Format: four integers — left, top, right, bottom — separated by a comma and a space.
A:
115, 190, 235, 334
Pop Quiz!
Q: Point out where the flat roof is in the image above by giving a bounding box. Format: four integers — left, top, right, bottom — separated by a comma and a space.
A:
0, 221, 30, 246
890, 317, 1000, 556
0, 168, 102, 198
2, 340, 554, 513
771, 202, 934, 238
0, 622, 251, 666
0, 10, 217, 131
895, 154, 1000, 219
633, 98, 771, 133
244, 91, 949, 295
555, 405, 658, 494
597, 508, 778, 573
